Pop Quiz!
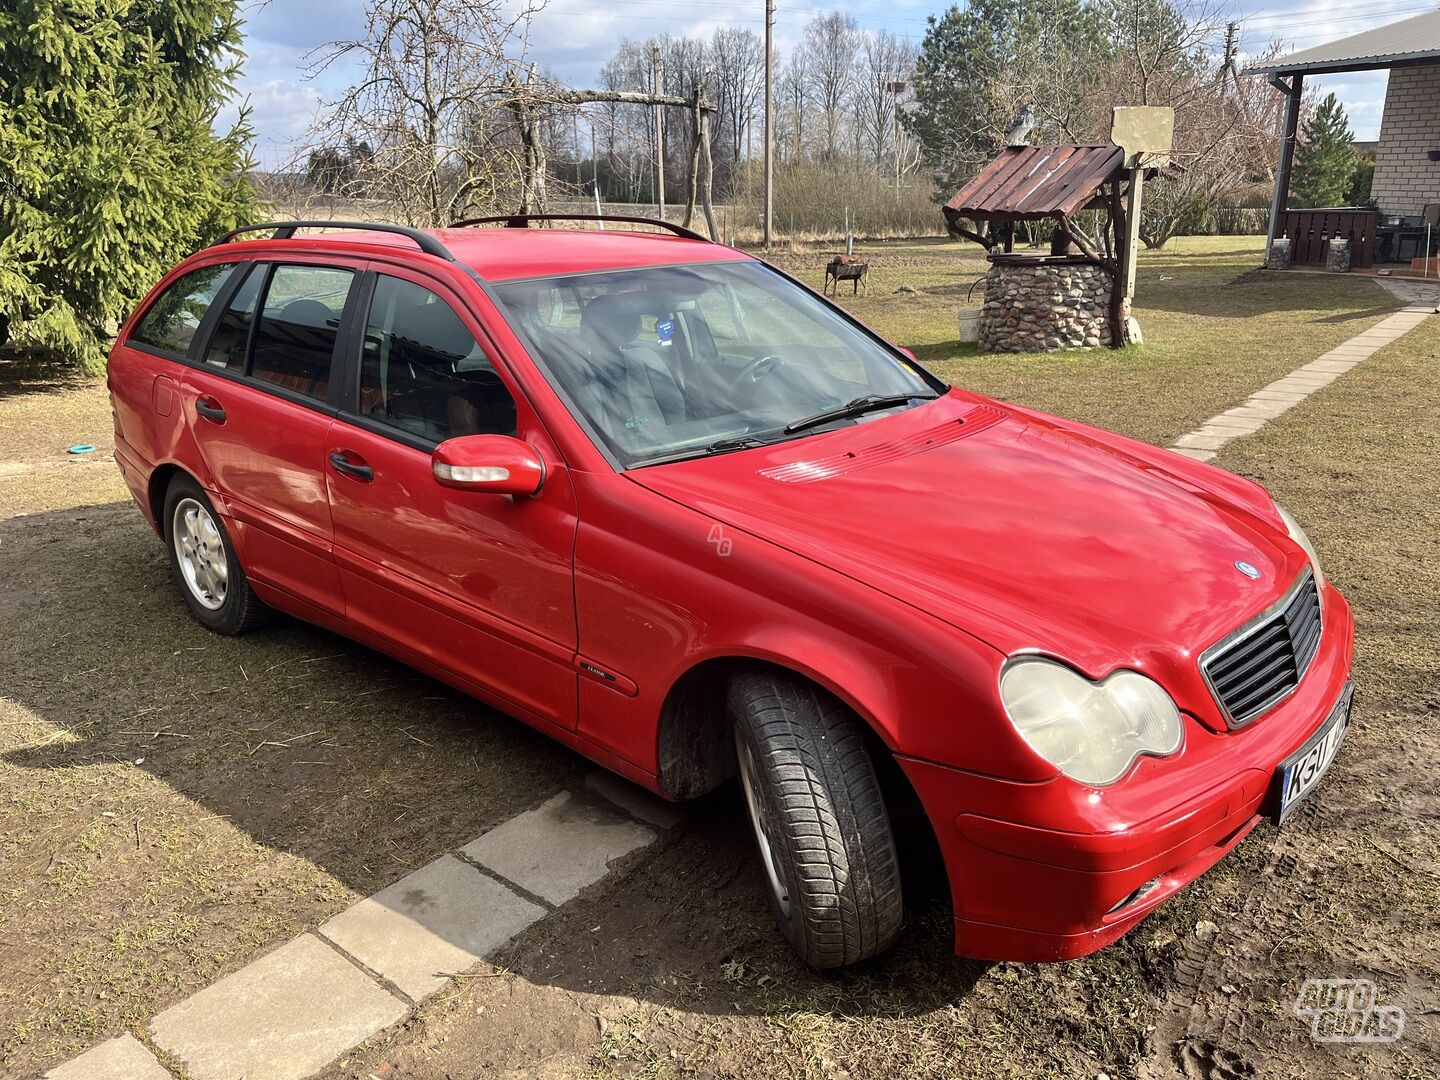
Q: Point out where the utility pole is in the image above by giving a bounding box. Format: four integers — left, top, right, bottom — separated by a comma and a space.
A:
763, 0, 775, 249
1222, 21, 1239, 91
653, 44, 665, 221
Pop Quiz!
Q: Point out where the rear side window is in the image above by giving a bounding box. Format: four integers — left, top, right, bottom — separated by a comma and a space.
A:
249, 265, 354, 401
203, 264, 264, 370
130, 263, 235, 356
359, 275, 516, 442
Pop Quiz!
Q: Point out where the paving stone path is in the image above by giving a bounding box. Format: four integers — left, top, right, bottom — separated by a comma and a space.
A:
1170, 280, 1437, 462
42, 777, 677, 1080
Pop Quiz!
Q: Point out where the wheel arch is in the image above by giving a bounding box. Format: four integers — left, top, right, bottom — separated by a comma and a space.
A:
654, 650, 899, 801
147, 463, 187, 535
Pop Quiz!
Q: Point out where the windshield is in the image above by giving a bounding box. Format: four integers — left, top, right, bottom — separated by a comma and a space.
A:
492, 261, 942, 467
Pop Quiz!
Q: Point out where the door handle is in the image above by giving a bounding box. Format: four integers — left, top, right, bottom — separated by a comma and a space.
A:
329, 450, 374, 482
194, 397, 226, 424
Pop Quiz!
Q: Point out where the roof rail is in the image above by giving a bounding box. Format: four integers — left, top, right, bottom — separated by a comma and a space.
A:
448, 213, 712, 243
214, 221, 456, 261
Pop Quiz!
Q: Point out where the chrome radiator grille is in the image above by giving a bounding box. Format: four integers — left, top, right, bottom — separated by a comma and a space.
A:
1201, 570, 1322, 727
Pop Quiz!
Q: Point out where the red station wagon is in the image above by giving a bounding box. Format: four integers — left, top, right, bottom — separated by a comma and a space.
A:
108, 217, 1354, 969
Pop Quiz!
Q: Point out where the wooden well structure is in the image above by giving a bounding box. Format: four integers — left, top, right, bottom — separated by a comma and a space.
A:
943, 144, 1142, 349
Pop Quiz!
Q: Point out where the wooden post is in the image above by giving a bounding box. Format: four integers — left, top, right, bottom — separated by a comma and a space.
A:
699, 103, 719, 241
1123, 166, 1143, 300
683, 88, 701, 229
1109, 182, 1128, 349
1266, 73, 1303, 260
653, 45, 665, 221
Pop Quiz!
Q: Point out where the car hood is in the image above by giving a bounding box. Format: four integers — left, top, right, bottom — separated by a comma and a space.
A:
629, 391, 1307, 686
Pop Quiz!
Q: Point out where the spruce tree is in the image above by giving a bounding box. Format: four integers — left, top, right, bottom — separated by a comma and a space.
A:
1291, 93, 1358, 209
0, 0, 260, 371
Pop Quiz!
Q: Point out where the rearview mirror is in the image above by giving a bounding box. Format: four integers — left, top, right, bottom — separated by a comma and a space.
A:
432, 434, 545, 496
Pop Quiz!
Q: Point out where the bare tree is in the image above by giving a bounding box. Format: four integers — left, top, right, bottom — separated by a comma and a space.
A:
304, 0, 545, 225
710, 27, 765, 167
854, 31, 914, 166
799, 12, 860, 161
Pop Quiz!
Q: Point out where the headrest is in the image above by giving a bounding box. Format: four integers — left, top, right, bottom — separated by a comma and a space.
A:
389, 301, 475, 364
581, 294, 644, 349
278, 299, 334, 329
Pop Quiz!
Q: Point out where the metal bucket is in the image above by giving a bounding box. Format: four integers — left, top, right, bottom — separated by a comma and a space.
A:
956, 306, 983, 343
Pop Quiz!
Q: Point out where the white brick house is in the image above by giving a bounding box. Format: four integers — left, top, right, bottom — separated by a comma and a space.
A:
1372, 63, 1440, 218
1249, 11, 1440, 269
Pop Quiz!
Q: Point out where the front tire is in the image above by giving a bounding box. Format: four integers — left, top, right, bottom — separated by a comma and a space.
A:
729, 671, 904, 969
162, 475, 270, 635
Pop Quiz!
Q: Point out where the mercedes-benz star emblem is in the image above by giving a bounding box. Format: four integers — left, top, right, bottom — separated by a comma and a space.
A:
1235, 560, 1262, 580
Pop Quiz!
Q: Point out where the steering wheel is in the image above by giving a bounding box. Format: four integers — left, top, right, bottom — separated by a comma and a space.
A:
733, 354, 785, 388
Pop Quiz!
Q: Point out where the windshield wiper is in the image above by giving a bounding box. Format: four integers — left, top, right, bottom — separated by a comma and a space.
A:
783, 392, 937, 436
631, 434, 775, 468
706, 434, 770, 454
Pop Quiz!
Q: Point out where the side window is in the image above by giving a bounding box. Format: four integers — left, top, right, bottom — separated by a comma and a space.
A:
129, 263, 235, 356
249, 265, 354, 401
359, 275, 517, 442
203, 263, 264, 370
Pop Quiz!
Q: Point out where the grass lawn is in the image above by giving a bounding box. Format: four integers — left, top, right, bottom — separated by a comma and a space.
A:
1, 236, 1434, 1079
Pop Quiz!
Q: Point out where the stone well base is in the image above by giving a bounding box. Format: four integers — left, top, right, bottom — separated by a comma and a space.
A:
980, 258, 1114, 352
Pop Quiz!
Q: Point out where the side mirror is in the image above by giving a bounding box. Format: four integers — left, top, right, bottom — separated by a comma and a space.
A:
432, 434, 545, 496
897, 346, 918, 361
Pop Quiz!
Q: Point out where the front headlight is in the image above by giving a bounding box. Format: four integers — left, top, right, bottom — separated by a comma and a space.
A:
999, 658, 1184, 786
1276, 504, 1324, 585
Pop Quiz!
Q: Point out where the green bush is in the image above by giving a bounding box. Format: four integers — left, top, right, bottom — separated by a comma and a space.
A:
0, 0, 261, 373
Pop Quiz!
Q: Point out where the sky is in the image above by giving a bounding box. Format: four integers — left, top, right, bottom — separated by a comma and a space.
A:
220, 0, 1440, 169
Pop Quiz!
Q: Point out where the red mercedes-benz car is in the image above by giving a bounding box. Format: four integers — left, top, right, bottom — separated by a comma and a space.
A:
108, 217, 1353, 969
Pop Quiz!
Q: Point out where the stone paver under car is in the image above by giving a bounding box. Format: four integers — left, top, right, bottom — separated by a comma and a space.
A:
42, 777, 678, 1080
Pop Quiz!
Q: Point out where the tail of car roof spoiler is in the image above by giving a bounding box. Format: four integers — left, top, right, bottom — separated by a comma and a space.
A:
211, 221, 458, 261
448, 214, 713, 243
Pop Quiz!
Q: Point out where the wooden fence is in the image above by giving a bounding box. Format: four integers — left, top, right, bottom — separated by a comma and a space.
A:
1278, 208, 1377, 268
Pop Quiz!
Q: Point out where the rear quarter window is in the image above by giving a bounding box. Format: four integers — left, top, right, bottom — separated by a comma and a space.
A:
129, 263, 236, 356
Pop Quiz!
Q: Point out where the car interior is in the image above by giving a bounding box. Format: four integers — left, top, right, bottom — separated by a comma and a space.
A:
359, 284, 517, 443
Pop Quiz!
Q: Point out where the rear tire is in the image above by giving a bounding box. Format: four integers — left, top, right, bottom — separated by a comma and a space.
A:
162, 474, 271, 635
729, 671, 904, 969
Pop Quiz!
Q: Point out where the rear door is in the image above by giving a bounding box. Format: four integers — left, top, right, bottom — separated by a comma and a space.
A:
179, 259, 360, 619
323, 265, 581, 730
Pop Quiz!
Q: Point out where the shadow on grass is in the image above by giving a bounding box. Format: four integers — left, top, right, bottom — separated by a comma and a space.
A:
0, 350, 96, 404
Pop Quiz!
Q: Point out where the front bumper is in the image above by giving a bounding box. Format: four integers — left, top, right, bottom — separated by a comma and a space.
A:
899, 588, 1355, 963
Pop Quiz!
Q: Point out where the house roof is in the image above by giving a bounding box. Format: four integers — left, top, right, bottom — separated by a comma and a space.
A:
942, 144, 1126, 224
1246, 10, 1440, 76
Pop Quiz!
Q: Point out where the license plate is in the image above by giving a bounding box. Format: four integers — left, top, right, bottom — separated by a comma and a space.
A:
1273, 684, 1353, 824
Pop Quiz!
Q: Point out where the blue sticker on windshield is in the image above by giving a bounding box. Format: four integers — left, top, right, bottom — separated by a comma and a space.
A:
656, 318, 675, 342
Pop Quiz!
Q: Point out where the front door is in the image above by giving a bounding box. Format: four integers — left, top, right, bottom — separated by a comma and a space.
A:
323, 267, 580, 729
180, 260, 359, 618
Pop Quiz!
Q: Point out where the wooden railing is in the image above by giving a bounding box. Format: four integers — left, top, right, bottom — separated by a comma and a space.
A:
1277, 208, 1377, 268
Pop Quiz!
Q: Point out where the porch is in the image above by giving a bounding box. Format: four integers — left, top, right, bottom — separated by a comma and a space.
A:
1249, 10, 1440, 277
